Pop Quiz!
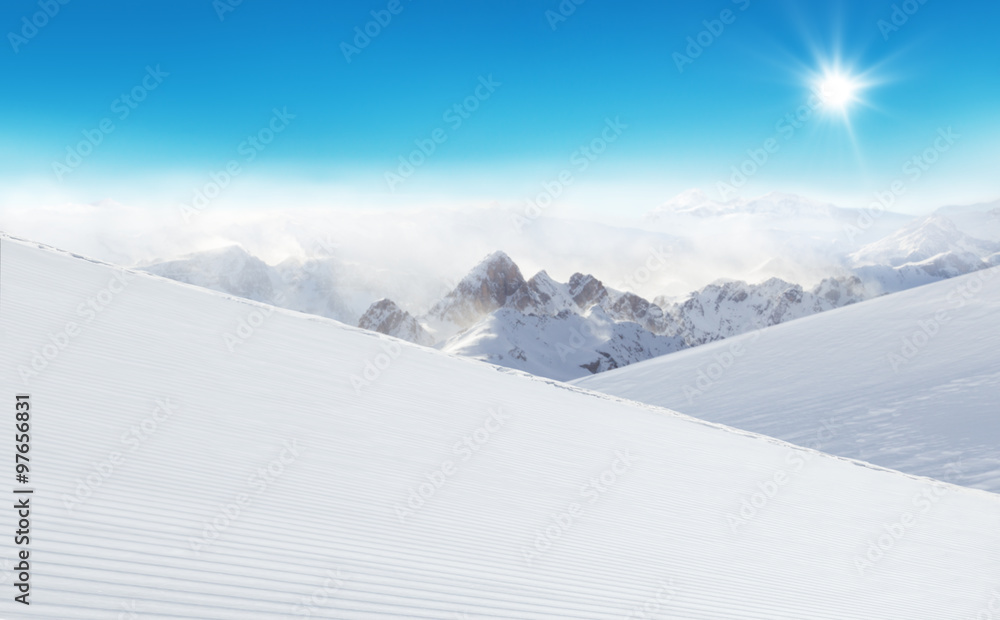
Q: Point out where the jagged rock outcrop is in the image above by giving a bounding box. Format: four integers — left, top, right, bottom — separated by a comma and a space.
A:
358, 299, 434, 347
505, 270, 577, 315
566, 273, 610, 310
662, 276, 869, 347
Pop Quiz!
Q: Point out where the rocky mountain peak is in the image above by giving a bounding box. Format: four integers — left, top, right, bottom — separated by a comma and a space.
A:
358, 299, 434, 346
426, 251, 526, 329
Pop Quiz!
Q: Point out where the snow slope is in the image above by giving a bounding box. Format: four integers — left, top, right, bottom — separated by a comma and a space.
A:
2, 235, 1000, 618
575, 265, 1000, 494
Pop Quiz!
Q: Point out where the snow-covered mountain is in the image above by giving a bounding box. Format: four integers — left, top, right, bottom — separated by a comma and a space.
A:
143, 247, 427, 326
933, 198, 1000, 242
15, 192, 999, 304
849, 215, 999, 293
850, 215, 999, 267
575, 264, 1000, 494
144, 245, 277, 303
271, 256, 371, 326
645, 189, 852, 220
505, 270, 580, 316
4, 233, 1000, 618
854, 252, 992, 294
639, 190, 917, 291
423, 250, 527, 337
361, 252, 872, 381
357, 298, 435, 346
667, 275, 872, 347
441, 306, 686, 382
141, 206, 998, 383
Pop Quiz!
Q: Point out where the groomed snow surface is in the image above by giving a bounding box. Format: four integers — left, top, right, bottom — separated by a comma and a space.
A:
2, 235, 999, 619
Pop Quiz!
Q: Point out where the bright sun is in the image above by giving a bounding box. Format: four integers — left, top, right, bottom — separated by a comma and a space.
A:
818, 73, 860, 109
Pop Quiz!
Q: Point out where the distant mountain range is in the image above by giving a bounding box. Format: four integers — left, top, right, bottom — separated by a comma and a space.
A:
141, 193, 1000, 381
356, 251, 871, 381
849, 215, 1000, 293
644, 189, 859, 220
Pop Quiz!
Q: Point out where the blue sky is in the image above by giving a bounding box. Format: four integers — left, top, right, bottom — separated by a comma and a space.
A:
2, 0, 998, 215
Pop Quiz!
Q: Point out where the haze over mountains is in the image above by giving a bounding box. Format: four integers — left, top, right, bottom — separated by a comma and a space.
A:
139, 191, 1000, 380
365, 251, 873, 381
9, 190, 991, 296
